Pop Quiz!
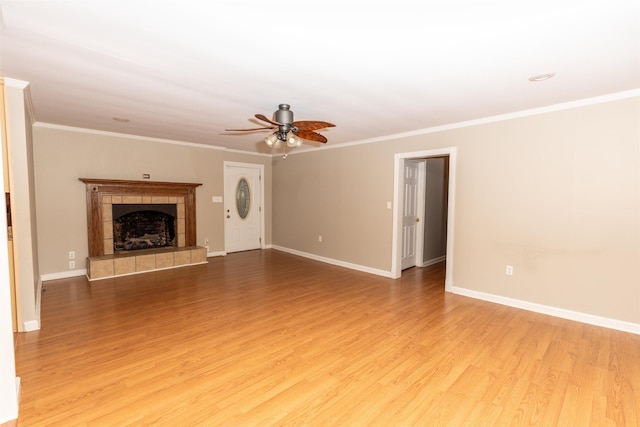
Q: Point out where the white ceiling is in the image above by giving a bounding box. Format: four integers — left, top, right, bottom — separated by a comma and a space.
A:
0, 1, 638, 155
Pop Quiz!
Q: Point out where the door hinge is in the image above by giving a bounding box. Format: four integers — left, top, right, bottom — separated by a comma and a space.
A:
259, 237, 262, 244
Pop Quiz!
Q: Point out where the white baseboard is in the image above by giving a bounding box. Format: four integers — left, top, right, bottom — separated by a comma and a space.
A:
22, 320, 40, 332
207, 250, 226, 258
41, 269, 87, 282
452, 286, 640, 335
271, 245, 394, 278
421, 255, 446, 267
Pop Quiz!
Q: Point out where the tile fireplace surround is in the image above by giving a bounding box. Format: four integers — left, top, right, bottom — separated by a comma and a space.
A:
80, 178, 206, 281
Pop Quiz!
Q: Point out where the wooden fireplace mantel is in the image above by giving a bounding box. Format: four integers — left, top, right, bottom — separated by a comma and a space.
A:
80, 178, 202, 257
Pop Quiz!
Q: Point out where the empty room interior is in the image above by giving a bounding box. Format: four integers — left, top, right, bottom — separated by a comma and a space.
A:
0, 1, 639, 425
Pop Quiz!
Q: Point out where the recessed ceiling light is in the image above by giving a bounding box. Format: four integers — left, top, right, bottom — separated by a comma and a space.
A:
529, 72, 556, 82
112, 117, 130, 122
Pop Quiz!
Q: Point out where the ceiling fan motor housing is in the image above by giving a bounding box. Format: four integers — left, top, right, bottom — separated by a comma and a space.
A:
274, 104, 293, 124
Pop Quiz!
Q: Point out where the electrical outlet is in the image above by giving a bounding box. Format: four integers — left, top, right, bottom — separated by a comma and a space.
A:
506, 265, 513, 276
69, 261, 75, 269
204, 238, 209, 245
69, 251, 75, 259
318, 235, 323, 242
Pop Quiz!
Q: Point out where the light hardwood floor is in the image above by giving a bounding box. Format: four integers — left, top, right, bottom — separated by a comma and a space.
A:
11, 250, 640, 426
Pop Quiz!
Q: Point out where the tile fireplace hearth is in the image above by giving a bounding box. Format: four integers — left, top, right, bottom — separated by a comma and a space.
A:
80, 178, 206, 280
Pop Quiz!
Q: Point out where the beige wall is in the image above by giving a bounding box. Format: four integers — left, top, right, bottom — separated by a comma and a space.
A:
273, 144, 396, 269
273, 97, 639, 325
32, 126, 272, 276
29, 96, 640, 326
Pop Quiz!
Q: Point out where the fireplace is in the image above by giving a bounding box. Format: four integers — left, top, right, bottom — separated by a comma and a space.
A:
113, 204, 177, 252
80, 178, 206, 280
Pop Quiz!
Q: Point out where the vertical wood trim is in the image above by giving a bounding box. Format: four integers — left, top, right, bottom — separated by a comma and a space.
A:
185, 188, 197, 247
86, 185, 102, 257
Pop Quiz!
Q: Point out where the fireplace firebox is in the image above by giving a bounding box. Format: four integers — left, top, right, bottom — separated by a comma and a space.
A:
113, 204, 177, 252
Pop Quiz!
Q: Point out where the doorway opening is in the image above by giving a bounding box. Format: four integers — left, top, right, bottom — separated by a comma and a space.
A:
391, 148, 456, 292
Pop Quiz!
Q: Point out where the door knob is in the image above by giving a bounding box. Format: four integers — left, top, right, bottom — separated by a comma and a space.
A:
415, 217, 420, 222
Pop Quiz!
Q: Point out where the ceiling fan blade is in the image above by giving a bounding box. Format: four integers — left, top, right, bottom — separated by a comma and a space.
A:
293, 120, 336, 131
296, 129, 328, 143
255, 114, 283, 126
225, 126, 276, 132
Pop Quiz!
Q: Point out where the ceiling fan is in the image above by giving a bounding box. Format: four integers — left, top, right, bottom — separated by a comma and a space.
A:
226, 104, 335, 158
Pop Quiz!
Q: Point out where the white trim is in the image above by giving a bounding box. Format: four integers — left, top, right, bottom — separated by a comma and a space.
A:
452, 286, 640, 335
206, 250, 226, 258
392, 148, 457, 293
35, 278, 42, 326
421, 255, 446, 268
271, 245, 394, 279
278, 89, 640, 157
33, 122, 272, 156
41, 269, 87, 282
33, 90, 639, 158
0, 85, 18, 422
2, 77, 29, 89
414, 160, 426, 269
22, 320, 39, 332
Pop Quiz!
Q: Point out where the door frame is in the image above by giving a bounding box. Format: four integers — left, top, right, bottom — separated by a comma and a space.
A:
223, 161, 265, 253
391, 148, 457, 292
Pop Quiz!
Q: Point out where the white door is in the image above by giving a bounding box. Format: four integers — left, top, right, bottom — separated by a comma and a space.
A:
401, 160, 425, 269
224, 163, 262, 253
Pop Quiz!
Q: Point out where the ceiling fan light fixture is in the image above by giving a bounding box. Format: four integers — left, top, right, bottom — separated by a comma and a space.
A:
286, 132, 300, 147
264, 133, 278, 146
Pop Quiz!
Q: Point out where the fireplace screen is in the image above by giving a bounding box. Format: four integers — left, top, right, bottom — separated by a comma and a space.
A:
113, 204, 177, 251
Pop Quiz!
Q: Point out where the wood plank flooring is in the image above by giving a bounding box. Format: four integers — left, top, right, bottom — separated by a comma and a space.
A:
12, 249, 640, 426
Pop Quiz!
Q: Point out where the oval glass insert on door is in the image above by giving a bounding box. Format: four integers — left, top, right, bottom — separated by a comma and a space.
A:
236, 177, 251, 219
